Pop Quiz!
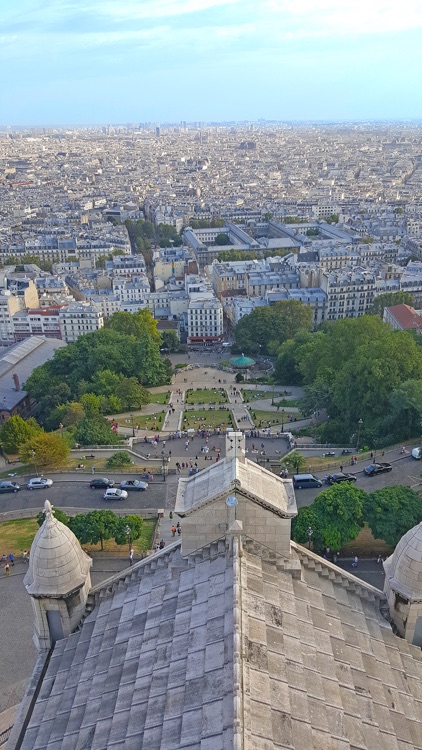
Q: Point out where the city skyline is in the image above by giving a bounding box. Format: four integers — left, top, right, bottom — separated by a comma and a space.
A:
2, 0, 422, 125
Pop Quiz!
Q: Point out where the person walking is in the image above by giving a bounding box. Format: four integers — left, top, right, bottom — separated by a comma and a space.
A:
129, 548, 134, 566
8, 553, 14, 567
171, 525, 176, 538
91, 466, 95, 475
4, 562, 10, 576
352, 556, 358, 568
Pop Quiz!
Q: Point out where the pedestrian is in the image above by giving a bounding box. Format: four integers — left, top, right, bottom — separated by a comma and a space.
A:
129, 548, 134, 566
171, 525, 176, 538
4, 562, 10, 576
159, 539, 165, 550
339, 465, 343, 473
91, 466, 95, 475
352, 555, 358, 568
377, 554, 382, 563
8, 553, 14, 566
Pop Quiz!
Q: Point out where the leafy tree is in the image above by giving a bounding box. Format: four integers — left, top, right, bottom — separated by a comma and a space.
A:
114, 378, 150, 410
80, 393, 101, 418
364, 486, 422, 547
20, 431, 69, 469
106, 451, 133, 469
63, 401, 86, 427
306, 227, 319, 236
161, 330, 180, 352
214, 233, 230, 245
291, 506, 323, 549
263, 212, 273, 221
235, 300, 313, 355
281, 451, 306, 474
113, 515, 144, 546
369, 291, 414, 317
311, 484, 365, 550
37, 507, 69, 527
390, 379, 422, 438
89, 369, 124, 397
0, 415, 40, 454
75, 417, 120, 446
68, 510, 118, 550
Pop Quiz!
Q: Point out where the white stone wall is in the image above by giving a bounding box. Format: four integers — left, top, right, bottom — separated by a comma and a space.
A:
180, 494, 291, 557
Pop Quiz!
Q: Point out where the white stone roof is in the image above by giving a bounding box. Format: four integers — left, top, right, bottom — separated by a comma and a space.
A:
384, 522, 422, 601
175, 456, 296, 518
24, 501, 92, 596
17, 536, 422, 749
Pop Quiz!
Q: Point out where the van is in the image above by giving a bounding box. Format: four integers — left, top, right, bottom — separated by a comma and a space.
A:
293, 473, 323, 489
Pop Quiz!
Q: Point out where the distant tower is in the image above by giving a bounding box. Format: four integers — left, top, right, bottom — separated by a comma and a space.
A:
24, 501, 92, 651
155, 125, 161, 138
383, 522, 422, 646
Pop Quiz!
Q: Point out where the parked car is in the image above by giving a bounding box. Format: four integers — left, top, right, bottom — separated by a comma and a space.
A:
120, 480, 149, 491
103, 488, 128, 501
411, 447, 421, 460
0, 481, 20, 494
293, 474, 323, 489
327, 473, 357, 484
90, 478, 114, 489
341, 449, 352, 455
323, 451, 336, 457
363, 463, 392, 476
27, 477, 53, 490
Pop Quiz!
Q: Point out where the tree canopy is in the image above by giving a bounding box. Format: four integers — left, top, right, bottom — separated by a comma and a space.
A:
364, 486, 422, 547
0, 415, 40, 454
24, 310, 171, 428
275, 315, 422, 444
368, 291, 414, 317
20, 431, 69, 469
292, 483, 365, 550
234, 300, 313, 355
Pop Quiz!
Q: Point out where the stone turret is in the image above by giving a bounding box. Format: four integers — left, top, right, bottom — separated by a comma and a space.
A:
24, 501, 92, 651
383, 522, 422, 646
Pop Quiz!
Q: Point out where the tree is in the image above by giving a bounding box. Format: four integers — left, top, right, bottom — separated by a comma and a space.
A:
311, 484, 365, 550
364, 486, 422, 547
390, 379, 422, 439
113, 515, 144, 546
291, 506, 323, 549
75, 416, 120, 446
214, 233, 230, 245
0, 415, 40, 454
37, 507, 69, 527
161, 330, 179, 352
106, 451, 133, 469
20, 432, 69, 469
235, 301, 313, 355
369, 291, 414, 317
68, 510, 118, 550
62, 401, 86, 427
89, 369, 123, 397
80, 393, 101, 418
281, 451, 306, 474
114, 378, 150, 410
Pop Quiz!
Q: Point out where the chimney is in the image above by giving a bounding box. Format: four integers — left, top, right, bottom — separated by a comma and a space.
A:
13, 373, 20, 391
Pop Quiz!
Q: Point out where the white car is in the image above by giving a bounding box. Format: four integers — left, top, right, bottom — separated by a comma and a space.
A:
103, 488, 128, 501
411, 447, 421, 459
27, 477, 53, 490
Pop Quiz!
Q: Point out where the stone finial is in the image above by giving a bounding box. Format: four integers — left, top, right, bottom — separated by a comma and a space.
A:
44, 500, 53, 519
228, 520, 243, 536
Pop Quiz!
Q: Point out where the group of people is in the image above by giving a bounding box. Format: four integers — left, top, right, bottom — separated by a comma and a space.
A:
171, 523, 182, 538
2, 550, 29, 575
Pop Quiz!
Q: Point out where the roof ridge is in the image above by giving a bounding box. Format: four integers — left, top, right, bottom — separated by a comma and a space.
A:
232, 534, 244, 750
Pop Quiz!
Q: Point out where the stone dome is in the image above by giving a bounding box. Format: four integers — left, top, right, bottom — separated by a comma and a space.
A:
384, 522, 422, 601
24, 501, 92, 596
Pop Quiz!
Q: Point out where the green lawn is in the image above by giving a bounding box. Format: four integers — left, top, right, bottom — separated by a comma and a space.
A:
182, 409, 234, 429
116, 411, 166, 430
0, 517, 156, 556
148, 391, 170, 404
241, 389, 271, 402
185, 388, 228, 404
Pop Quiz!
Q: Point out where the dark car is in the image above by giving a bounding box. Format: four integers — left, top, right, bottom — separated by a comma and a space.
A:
120, 480, 149, 491
0, 481, 20, 494
327, 473, 357, 484
364, 463, 392, 476
89, 477, 114, 489
341, 449, 352, 455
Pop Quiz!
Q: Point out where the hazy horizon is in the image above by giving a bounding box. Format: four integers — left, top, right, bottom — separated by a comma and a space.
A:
2, 0, 422, 125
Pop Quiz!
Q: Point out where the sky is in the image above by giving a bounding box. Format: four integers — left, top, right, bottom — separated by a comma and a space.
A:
1, 0, 422, 125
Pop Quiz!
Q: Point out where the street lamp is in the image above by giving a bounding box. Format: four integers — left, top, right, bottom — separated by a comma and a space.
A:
307, 526, 313, 550
125, 524, 131, 551
356, 418, 363, 451
161, 451, 167, 482
130, 414, 135, 438
31, 449, 39, 477
281, 408, 285, 433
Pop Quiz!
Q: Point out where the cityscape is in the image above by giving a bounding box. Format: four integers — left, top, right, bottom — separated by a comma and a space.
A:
1, 1, 422, 747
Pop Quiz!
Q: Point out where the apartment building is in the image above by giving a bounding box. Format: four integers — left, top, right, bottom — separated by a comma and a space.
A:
187, 294, 223, 344
58, 302, 103, 343
321, 269, 377, 320
13, 307, 62, 342
0, 291, 22, 346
